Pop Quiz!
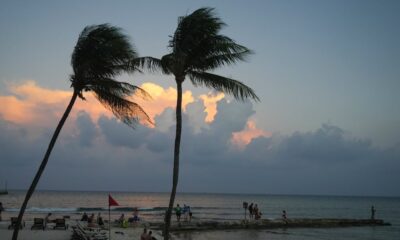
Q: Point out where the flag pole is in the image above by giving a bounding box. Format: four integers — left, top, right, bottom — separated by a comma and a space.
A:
108, 194, 119, 240
109, 194, 111, 240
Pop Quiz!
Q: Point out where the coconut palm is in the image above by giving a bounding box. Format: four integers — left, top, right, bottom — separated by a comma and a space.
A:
12, 24, 151, 240
136, 8, 259, 239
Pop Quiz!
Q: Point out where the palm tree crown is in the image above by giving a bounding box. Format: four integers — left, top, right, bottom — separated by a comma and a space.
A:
71, 24, 151, 126
139, 7, 259, 101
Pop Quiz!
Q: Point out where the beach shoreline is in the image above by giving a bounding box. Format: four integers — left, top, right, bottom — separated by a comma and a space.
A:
0, 215, 391, 240
0, 220, 161, 240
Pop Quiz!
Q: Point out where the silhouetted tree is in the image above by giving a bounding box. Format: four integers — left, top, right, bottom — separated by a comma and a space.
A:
136, 8, 259, 239
12, 24, 151, 240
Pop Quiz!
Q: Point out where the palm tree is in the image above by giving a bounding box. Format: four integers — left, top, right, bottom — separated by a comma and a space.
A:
136, 8, 259, 239
12, 24, 151, 240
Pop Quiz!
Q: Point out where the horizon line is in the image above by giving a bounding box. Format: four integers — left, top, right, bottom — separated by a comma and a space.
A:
6, 189, 400, 199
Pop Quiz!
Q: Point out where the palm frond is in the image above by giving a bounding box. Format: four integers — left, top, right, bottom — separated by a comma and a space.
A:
182, 33, 252, 70
93, 86, 153, 127
188, 71, 259, 102
132, 57, 170, 74
71, 24, 138, 89
170, 8, 225, 54
69, 24, 151, 128
86, 77, 152, 100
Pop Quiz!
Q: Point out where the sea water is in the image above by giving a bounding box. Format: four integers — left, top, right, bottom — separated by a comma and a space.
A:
1, 191, 399, 239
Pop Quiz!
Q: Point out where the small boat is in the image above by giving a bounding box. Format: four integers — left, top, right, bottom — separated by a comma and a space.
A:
0, 181, 8, 195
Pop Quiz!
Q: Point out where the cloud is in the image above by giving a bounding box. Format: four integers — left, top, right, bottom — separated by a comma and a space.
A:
0, 80, 113, 128
199, 92, 225, 122
76, 111, 97, 147
136, 82, 195, 122
232, 120, 271, 149
0, 81, 262, 150
1, 81, 399, 196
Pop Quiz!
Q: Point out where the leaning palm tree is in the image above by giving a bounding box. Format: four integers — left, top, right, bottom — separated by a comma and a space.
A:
136, 8, 259, 239
12, 24, 151, 240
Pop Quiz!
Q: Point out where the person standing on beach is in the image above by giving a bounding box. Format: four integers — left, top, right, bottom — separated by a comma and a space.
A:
371, 206, 376, 220
253, 204, 259, 218
188, 205, 193, 222
282, 210, 287, 223
183, 204, 190, 221
0, 202, 4, 221
97, 212, 104, 226
248, 203, 254, 219
175, 204, 182, 222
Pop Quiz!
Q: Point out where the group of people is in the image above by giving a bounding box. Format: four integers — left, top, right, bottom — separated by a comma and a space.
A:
80, 209, 141, 229
116, 208, 140, 227
140, 228, 157, 240
175, 204, 193, 222
246, 202, 288, 221
248, 203, 262, 220
80, 212, 105, 227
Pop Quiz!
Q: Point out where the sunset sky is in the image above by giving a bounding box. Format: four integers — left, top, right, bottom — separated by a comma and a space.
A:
0, 0, 399, 196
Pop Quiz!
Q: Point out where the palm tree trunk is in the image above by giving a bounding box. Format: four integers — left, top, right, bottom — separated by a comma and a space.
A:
12, 90, 78, 240
164, 80, 183, 240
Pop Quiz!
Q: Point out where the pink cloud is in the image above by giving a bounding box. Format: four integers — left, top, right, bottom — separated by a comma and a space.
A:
0, 81, 268, 148
231, 120, 271, 149
199, 92, 225, 123
0, 81, 196, 127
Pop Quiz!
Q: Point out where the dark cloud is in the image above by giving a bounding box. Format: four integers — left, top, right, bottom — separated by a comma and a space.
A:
76, 111, 97, 147
0, 119, 43, 167
0, 99, 399, 196
98, 116, 149, 149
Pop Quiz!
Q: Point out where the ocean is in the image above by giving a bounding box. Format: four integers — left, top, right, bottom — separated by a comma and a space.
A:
1, 191, 399, 239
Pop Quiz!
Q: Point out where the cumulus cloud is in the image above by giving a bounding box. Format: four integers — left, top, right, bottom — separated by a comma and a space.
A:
76, 111, 97, 147
232, 120, 271, 148
199, 92, 225, 122
0, 81, 399, 196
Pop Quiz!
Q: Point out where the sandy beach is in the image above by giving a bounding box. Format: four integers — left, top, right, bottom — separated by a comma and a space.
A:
0, 220, 162, 240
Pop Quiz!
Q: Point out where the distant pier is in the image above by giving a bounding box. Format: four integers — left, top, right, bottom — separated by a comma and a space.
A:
150, 218, 391, 232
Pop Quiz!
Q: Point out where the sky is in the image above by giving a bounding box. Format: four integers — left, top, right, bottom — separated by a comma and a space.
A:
0, 0, 399, 196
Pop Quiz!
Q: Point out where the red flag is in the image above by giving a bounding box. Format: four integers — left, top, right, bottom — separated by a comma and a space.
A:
108, 194, 119, 206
